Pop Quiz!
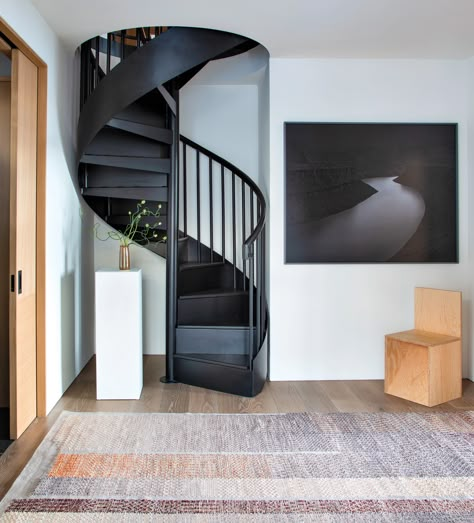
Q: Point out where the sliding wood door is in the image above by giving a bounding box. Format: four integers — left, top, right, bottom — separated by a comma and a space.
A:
9, 49, 38, 439
0, 77, 10, 410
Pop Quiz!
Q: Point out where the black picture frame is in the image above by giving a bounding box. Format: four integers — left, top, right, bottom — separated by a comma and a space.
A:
285, 122, 458, 264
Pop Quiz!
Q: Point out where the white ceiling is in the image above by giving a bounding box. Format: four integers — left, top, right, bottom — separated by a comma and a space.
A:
31, 0, 474, 59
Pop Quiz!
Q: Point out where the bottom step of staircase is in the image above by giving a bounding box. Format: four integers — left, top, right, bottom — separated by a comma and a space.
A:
176, 325, 255, 355
175, 353, 249, 369
174, 341, 268, 397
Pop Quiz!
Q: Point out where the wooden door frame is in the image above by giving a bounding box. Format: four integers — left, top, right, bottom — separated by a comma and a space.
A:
0, 17, 47, 418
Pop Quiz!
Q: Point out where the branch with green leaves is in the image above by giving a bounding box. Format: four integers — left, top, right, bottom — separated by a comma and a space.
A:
94, 200, 167, 247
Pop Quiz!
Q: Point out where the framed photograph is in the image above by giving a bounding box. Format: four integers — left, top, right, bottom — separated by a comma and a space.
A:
285, 123, 458, 263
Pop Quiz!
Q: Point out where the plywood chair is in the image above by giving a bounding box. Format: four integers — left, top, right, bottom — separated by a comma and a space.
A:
385, 287, 462, 407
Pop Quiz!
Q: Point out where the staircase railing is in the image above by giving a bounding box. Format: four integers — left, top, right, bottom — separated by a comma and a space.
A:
80, 27, 167, 109
179, 136, 267, 363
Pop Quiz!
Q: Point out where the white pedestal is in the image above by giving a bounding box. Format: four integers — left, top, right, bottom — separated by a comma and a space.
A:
95, 269, 143, 399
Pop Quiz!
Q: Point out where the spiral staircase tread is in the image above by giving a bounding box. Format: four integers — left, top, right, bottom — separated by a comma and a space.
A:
107, 117, 173, 144
179, 288, 248, 299
81, 155, 171, 174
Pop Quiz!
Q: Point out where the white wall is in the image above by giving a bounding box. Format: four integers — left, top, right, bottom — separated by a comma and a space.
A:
269, 58, 472, 380
257, 60, 270, 201
180, 84, 259, 264
1, 0, 95, 412
178, 48, 268, 267
258, 59, 270, 308
181, 85, 259, 179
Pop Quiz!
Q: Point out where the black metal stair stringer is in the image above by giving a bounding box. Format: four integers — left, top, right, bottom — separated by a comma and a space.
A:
77, 27, 251, 160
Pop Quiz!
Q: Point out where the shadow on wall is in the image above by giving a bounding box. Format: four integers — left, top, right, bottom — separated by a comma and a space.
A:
55, 42, 79, 179
80, 207, 95, 368
61, 270, 75, 392
60, 206, 96, 394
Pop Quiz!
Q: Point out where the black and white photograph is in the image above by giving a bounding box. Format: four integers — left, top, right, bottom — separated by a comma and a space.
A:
285, 122, 458, 263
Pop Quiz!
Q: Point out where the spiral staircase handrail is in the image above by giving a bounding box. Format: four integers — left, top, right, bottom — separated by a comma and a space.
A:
179, 135, 266, 258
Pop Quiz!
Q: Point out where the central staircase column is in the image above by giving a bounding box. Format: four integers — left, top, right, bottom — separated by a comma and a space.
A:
163, 83, 179, 383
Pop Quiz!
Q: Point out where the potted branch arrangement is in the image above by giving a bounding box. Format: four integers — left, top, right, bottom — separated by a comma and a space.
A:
95, 200, 167, 270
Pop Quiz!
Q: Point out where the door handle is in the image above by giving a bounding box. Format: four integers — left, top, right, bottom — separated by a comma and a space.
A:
10, 274, 14, 292
18, 270, 22, 294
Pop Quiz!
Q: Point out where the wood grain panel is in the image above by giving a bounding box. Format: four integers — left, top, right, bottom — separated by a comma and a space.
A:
0, 17, 47, 418
414, 287, 461, 337
385, 334, 462, 407
385, 338, 429, 406
9, 49, 37, 439
429, 340, 462, 406
0, 79, 10, 408
0, 36, 11, 58
35, 65, 47, 417
0, 19, 46, 69
385, 329, 459, 347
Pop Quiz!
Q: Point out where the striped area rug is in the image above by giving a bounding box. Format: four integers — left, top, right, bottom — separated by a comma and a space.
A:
0, 411, 473, 521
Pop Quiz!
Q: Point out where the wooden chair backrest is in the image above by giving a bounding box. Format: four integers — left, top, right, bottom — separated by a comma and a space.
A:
414, 287, 461, 338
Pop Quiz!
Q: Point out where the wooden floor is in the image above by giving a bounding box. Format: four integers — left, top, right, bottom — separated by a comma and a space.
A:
1, 354, 473, 500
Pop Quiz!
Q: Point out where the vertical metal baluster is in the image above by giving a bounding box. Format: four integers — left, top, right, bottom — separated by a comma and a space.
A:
163, 88, 179, 384
178, 141, 181, 233
250, 190, 255, 232
121, 30, 125, 61
135, 28, 140, 48
251, 191, 256, 353
241, 182, 246, 291
183, 144, 187, 237
85, 40, 89, 99
106, 33, 111, 73
84, 41, 89, 100
263, 225, 268, 379
95, 36, 100, 87
209, 157, 214, 262
248, 248, 254, 369
256, 201, 261, 347
80, 44, 86, 107
262, 226, 266, 340
221, 165, 225, 263
232, 173, 236, 289
88, 40, 93, 98
196, 151, 201, 263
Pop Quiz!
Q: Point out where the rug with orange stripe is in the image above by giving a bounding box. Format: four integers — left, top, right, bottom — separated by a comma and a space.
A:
0, 411, 473, 521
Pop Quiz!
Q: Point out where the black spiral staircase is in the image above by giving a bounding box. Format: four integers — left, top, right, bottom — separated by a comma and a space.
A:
77, 27, 268, 396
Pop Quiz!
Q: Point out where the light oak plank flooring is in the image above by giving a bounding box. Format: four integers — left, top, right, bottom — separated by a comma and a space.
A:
0, 354, 473, 500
